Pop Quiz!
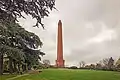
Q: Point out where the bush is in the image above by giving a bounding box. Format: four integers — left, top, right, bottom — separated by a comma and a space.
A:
68, 66, 78, 69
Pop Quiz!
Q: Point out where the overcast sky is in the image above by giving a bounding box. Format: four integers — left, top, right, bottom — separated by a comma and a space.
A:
18, 0, 120, 66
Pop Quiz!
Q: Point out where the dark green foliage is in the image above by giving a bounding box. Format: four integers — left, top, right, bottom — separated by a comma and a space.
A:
0, 22, 45, 74
0, 0, 55, 28
0, 0, 55, 75
0, 0, 56, 75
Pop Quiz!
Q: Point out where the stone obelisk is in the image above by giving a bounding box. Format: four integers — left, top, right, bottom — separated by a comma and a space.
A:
56, 20, 65, 67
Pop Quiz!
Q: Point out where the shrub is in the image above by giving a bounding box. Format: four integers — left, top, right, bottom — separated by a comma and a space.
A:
68, 66, 78, 69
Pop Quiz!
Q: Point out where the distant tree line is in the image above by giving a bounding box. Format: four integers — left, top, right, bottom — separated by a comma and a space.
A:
69, 57, 120, 72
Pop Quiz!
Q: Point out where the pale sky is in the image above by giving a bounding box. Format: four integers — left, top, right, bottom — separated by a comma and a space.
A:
18, 0, 120, 66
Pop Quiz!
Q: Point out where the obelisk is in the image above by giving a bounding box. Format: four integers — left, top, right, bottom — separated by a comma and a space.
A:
56, 20, 65, 67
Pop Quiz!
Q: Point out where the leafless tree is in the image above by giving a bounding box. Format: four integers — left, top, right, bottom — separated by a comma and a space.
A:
79, 61, 86, 68
43, 60, 50, 68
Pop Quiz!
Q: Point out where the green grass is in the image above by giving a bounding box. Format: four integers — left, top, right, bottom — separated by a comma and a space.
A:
1, 69, 120, 80
0, 74, 17, 80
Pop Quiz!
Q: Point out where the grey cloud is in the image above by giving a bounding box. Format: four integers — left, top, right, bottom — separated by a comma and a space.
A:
66, 40, 120, 64
18, 0, 120, 66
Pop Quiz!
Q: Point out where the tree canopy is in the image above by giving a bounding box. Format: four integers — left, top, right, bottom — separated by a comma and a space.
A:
0, 22, 45, 74
0, 0, 55, 28
0, 0, 56, 75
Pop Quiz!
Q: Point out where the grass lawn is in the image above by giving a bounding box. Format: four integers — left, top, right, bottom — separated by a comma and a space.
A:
1, 69, 120, 80
0, 74, 17, 80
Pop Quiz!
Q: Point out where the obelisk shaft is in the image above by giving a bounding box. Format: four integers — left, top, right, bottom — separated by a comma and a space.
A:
56, 20, 64, 67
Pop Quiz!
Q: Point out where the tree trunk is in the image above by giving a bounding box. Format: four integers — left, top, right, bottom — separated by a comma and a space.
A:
0, 53, 3, 75
27, 63, 32, 70
9, 57, 13, 74
13, 60, 17, 72
18, 63, 21, 73
22, 64, 27, 72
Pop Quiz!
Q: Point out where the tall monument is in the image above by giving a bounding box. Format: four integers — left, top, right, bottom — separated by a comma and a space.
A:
56, 20, 65, 67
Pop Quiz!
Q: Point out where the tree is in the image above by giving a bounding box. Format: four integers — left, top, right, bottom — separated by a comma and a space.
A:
116, 58, 120, 71
0, 50, 3, 74
0, 45, 25, 74
0, 0, 56, 75
102, 58, 109, 67
79, 61, 86, 68
96, 63, 102, 70
0, 0, 55, 28
99, 58, 109, 69
6, 47, 25, 73
43, 59, 50, 68
116, 58, 120, 67
90, 64, 95, 69
0, 22, 45, 74
24, 49, 45, 70
98, 57, 114, 70
108, 57, 114, 70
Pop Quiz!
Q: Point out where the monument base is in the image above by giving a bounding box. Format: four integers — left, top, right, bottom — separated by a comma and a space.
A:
55, 60, 65, 68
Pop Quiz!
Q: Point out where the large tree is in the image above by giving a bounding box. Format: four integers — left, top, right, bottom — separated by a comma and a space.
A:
99, 57, 114, 70
0, 22, 44, 74
0, 0, 55, 75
